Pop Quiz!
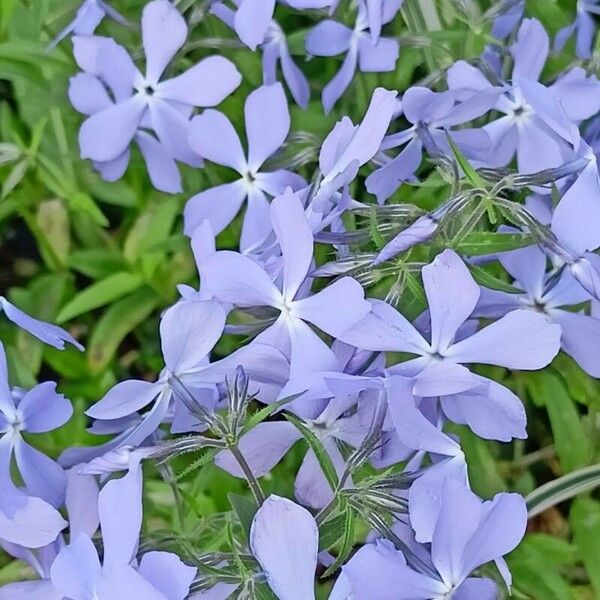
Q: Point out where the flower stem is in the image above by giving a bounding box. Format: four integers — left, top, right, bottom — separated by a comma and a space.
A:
229, 444, 266, 505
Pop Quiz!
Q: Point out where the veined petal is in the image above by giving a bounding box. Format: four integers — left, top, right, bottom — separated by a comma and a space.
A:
250, 495, 318, 600
271, 189, 313, 302
291, 277, 370, 337
200, 251, 281, 308
445, 309, 561, 369
422, 249, 480, 353
338, 299, 430, 355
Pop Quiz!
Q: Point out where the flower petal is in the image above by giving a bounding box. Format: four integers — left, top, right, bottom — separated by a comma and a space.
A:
445, 309, 561, 369
86, 380, 161, 420
422, 249, 480, 353
138, 551, 196, 600
158, 55, 241, 107
271, 189, 313, 301
200, 250, 281, 308
215, 422, 301, 477
136, 131, 182, 194
160, 300, 226, 373
142, 0, 187, 85
246, 83, 290, 171
188, 110, 246, 171
183, 181, 247, 237
234, 0, 275, 50
79, 96, 146, 162
250, 495, 318, 600
19, 382, 72, 433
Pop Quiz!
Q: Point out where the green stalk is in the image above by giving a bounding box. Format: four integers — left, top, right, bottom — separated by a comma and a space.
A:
401, 0, 441, 73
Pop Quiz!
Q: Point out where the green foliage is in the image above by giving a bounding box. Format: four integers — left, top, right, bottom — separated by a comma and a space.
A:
1, 0, 600, 596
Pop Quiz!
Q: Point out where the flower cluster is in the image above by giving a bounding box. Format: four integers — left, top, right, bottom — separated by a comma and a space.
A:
2, 0, 600, 598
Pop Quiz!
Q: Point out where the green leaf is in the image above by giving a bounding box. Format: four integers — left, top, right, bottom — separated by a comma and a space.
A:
57, 271, 143, 323
526, 463, 600, 518
508, 537, 573, 600
526, 371, 590, 472
454, 232, 533, 256
447, 424, 506, 497
68, 192, 108, 227
285, 412, 339, 492
467, 263, 521, 293
254, 583, 279, 600
525, 534, 577, 567
244, 392, 304, 433
87, 288, 159, 373
228, 493, 258, 541
318, 512, 347, 550
570, 497, 600, 596
445, 132, 487, 188
69, 248, 125, 279
124, 199, 179, 263
321, 508, 356, 578
1, 159, 28, 198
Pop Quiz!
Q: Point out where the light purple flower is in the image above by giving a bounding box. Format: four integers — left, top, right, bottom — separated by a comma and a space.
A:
368, 85, 501, 203
86, 300, 288, 447
50, 460, 196, 600
250, 495, 318, 600
0, 345, 68, 548
340, 249, 562, 440
71, 0, 241, 191
0, 468, 99, 598
0, 296, 82, 350
448, 19, 600, 174
476, 243, 600, 376
343, 478, 527, 599
211, 1, 310, 107
555, 0, 599, 59
306, 1, 399, 111
49, 0, 128, 49
199, 190, 371, 378
184, 83, 305, 250
0, 343, 73, 508
313, 87, 398, 207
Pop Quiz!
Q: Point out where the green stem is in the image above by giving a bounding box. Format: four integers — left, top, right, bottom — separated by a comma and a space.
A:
229, 444, 265, 505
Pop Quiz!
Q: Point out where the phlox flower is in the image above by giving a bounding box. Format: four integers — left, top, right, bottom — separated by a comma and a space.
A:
183, 83, 305, 250
0, 344, 69, 548
199, 189, 371, 378
70, 0, 241, 192
49, 460, 196, 600
211, 1, 310, 107
85, 300, 289, 448
306, 0, 400, 111
342, 478, 527, 599
340, 249, 562, 441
